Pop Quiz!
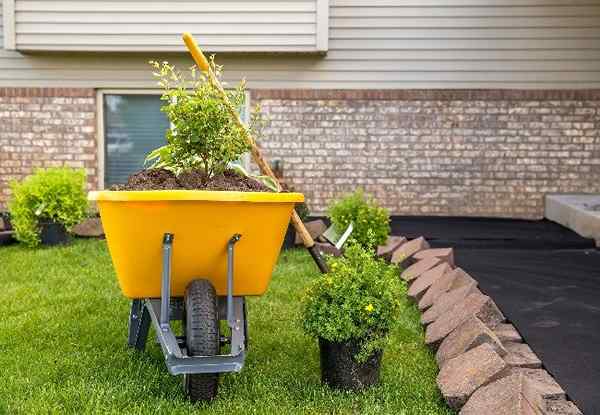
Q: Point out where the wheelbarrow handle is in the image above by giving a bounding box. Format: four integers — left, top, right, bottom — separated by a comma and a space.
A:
182, 32, 328, 274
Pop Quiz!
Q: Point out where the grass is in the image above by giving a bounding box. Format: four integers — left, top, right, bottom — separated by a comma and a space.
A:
0, 239, 452, 414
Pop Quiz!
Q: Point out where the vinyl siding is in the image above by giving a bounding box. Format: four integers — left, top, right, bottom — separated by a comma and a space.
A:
1, 0, 600, 89
0, 1, 3, 47
12, 0, 326, 52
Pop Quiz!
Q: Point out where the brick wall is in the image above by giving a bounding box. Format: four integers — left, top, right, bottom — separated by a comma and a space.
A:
0, 88, 97, 208
252, 89, 600, 219
1, 87, 598, 219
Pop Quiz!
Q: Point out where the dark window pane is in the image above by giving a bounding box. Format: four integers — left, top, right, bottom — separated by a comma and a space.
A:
104, 94, 169, 187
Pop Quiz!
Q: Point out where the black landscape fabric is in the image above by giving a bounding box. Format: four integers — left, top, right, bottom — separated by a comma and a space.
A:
390, 216, 600, 414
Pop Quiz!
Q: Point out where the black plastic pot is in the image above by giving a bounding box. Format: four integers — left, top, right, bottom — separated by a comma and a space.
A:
281, 222, 296, 250
39, 220, 69, 246
319, 338, 382, 391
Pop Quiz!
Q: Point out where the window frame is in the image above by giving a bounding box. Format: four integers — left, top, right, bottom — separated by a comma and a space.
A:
96, 89, 251, 190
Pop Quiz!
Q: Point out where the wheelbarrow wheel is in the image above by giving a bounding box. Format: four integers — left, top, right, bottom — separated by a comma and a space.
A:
184, 279, 220, 402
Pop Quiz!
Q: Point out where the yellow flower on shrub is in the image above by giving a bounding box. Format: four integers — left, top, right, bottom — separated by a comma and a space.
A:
365, 304, 374, 313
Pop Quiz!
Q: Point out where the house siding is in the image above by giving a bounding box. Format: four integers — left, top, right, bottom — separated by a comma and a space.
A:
0, 0, 599, 88
10, 0, 327, 53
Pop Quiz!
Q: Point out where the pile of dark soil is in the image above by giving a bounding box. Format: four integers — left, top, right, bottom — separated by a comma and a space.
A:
111, 168, 272, 192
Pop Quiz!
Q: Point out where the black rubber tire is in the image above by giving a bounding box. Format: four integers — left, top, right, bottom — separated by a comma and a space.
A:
184, 279, 220, 402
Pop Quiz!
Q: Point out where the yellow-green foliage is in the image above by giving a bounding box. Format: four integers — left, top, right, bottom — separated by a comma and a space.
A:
329, 189, 390, 249
302, 243, 406, 362
8, 168, 88, 247
146, 60, 251, 178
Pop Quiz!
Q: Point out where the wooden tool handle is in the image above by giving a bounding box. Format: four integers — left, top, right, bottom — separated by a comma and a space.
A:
181, 33, 328, 273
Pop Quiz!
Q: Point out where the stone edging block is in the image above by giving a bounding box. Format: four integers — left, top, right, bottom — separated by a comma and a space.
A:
391, 236, 429, 266
376, 235, 407, 261
399, 235, 582, 414
425, 292, 505, 350
437, 343, 511, 410
436, 315, 507, 368
421, 282, 480, 326
413, 247, 455, 267
418, 267, 476, 311
401, 256, 442, 283
407, 262, 452, 302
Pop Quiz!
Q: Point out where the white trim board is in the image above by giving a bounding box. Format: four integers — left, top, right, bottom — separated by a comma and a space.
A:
2, 0, 15, 49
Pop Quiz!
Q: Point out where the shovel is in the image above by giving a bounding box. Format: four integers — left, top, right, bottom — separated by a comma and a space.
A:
182, 32, 328, 274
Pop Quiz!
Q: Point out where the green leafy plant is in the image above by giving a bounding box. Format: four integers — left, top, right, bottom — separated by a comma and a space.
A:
8, 168, 88, 247
328, 189, 390, 249
302, 241, 405, 362
146, 59, 255, 181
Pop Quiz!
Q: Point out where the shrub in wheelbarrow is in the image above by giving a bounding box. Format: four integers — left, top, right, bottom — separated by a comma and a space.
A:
8, 167, 88, 247
89, 58, 303, 402
302, 239, 405, 390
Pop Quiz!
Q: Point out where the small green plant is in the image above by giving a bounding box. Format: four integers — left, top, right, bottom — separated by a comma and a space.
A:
147, 60, 253, 179
8, 168, 88, 247
328, 189, 390, 249
302, 241, 405, 362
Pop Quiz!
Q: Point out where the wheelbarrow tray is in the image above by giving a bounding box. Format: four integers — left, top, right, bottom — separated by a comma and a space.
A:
88, 190, 304, 299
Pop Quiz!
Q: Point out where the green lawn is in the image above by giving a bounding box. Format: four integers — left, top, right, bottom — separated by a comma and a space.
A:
0, 239, 452, 414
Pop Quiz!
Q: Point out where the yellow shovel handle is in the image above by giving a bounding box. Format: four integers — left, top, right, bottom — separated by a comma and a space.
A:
182, 32, 210, 73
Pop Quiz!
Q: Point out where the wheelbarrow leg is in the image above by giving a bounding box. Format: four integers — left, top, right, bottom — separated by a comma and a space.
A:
128, 299, 150, 351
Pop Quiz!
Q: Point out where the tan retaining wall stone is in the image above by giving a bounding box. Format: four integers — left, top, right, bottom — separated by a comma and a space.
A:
401, 256, 442, 283
504, 342, 542, 369
391, 236, 429, 266
418, 267, 476, 311
425, 292, 505, 349
253, 89, 600, 219
512, 368, 565, 401
413, 248, 455, 267
494, 323, 523, 343
0, 88, 97, 208
437, 343, 511, 410
436, 316, 507, 368
407, 262, 451, 302
421, 283, 480, 326
376, 235, 406, 261
460, 373, 541, 415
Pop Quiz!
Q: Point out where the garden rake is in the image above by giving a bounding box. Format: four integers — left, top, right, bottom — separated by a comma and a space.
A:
182, 32, 328, 274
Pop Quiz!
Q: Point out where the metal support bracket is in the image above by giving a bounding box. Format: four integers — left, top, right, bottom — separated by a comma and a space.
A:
160, 233, 174, 330
226, 234, 241, 328
128, 232, 247, 376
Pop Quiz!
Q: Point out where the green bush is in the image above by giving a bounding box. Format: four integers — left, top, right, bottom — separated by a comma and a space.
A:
302, 242, 405, 362
146, 60, 252, 178
328, 189, 390, 249
8, 168, 88, 247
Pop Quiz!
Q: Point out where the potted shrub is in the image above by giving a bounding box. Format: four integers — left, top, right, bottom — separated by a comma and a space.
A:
328, 189, 390, 250
8, 167, 88, 247
302, 240, 405, 390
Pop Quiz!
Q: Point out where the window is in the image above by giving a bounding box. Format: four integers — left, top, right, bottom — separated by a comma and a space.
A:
100, 92, 250, 188
103, 94, 169, 187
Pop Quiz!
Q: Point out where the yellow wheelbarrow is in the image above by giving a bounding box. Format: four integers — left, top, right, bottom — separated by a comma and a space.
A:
89, 189, 303, 401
